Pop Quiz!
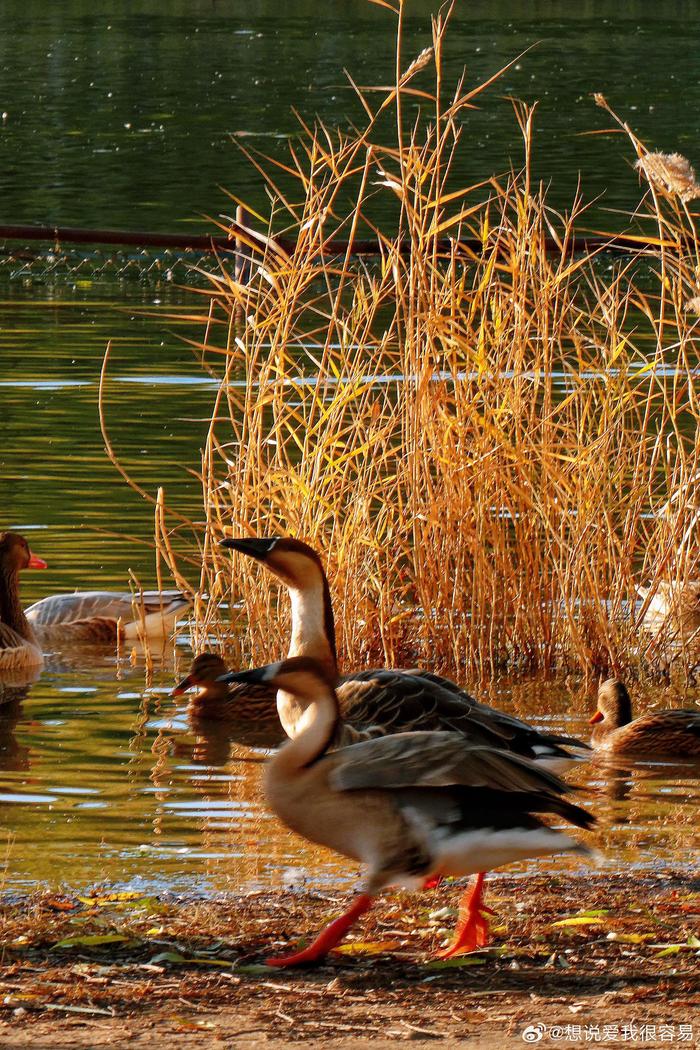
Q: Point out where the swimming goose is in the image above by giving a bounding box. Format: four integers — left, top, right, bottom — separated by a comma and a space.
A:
590, 678, 700, 756
172, 652, 283, 746
637, 580, 700, 639
0, 532, 47, 674
220, 536, 587, 763
225, 657, 595, 967
25, 587, 190, 644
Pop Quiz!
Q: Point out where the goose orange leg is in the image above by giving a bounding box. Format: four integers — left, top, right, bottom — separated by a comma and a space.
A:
266, 893, 374, 968
434, 872, 494, 959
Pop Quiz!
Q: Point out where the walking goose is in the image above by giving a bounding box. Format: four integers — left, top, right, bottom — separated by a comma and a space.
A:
225, 657, 595, 967
220, 536, 587, 763
591, 678, 700, 756
0, 532, 47, 673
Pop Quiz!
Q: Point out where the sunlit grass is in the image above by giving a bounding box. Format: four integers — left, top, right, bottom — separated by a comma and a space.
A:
148, 3, 700, 685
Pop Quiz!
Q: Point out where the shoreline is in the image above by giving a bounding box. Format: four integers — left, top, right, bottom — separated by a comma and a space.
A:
0, 872, 697, 1047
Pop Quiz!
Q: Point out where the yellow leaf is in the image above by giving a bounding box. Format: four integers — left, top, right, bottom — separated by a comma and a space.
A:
334, 940, 402, 955
551, 917, 604, 927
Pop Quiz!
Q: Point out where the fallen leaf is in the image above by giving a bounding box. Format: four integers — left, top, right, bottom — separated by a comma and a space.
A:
52, 934, 130, 949
148, 950, 233, 968
423, 956, 488, 970
551, 917, 605, 927
334, 940, 402, 955
606, 932, 654, 944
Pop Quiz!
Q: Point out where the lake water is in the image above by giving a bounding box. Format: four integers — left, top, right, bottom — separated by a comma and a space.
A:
1, 1, 700, 895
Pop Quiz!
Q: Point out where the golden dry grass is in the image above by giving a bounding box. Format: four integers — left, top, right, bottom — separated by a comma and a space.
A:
130, 3, 700, 685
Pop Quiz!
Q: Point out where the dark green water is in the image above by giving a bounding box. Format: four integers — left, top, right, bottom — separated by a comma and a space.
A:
0, 2, 699, 895
2, 1, 700, 231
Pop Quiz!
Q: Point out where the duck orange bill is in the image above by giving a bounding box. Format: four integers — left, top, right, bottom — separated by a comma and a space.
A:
28, 552, 48, 569
589, 710, 604, 724
171, 674, 194, 697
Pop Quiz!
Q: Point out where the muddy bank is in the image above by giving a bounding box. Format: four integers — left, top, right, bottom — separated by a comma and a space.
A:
0, 873, 698, 1048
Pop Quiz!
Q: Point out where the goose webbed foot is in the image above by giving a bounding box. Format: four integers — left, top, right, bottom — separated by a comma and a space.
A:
434, 872, 495, 959
266, 893, 374, 968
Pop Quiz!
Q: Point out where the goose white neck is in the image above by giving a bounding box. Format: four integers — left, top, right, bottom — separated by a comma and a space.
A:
270, 686, 339, 775
287, 577, 336, 675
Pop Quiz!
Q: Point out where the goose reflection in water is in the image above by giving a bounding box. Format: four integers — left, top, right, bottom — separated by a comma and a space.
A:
0, 687, 34, 774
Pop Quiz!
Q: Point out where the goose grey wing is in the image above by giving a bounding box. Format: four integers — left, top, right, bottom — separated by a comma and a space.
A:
335, 671, 509, 747
26, 590, 190, 627
336, 669, 585, 756
409, 670, 588, 752
327, 731, 571, 796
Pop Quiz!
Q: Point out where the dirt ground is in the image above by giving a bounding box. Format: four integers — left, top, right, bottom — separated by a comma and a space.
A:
0, 872, 698, 1049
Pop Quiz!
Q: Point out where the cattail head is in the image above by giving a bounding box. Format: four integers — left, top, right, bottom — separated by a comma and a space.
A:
635, 152, 700, 203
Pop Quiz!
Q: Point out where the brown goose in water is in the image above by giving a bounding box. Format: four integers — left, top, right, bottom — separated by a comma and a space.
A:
1, 529, 190, 649
0, 532, 47, 674
590, 678, 700, 757
219, 537, 588, 765
224, 657, 595, 967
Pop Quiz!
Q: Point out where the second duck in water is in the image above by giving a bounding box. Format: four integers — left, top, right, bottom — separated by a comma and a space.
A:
590, 678, 700, 757
172, 652, 283, 748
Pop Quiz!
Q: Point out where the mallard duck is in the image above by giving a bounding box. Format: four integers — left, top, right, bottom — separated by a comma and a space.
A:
637, 580, 700, 638
0, 532, 47, 673
224, 657, 595, 967
220, 537, 587, 763
172, 652, 283, 747
26, 587, 190, 644
590, 678, 700, 756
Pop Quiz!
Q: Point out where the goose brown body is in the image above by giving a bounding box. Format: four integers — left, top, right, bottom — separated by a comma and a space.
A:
590, 679, 700, 756
220, 536, 587, 764
225, 657, 595, 967
0, 532, 47, 675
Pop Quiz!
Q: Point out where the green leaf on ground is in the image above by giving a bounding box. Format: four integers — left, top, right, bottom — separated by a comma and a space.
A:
423, 955, 489, 970
653, 944, 686, 957
52, 934, 130, 949
148, 950, 233, 967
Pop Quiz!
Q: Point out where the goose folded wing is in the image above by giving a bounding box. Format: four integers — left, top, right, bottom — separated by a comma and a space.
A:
25, 590, 190, 626
338, 670, 586, 755
409, 670, 589, 751
0, 622, 34, 652
327, 731, 571, 796
337, 671, 509, 746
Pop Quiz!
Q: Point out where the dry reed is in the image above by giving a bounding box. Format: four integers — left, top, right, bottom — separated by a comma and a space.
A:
144, 3, 700, 686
